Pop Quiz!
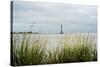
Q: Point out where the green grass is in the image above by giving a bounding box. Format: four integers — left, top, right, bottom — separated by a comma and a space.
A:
11, 33, 97, 66
12, 34, 47, 66
46, 42, 97, 63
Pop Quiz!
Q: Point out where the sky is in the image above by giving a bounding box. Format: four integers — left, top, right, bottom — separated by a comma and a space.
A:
12, 1, 97, 33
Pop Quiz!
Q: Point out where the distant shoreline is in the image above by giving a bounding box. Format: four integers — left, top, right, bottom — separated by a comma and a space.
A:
11, 32, 97, 34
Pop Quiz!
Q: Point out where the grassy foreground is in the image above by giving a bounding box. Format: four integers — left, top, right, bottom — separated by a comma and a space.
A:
11, 33, 97, 66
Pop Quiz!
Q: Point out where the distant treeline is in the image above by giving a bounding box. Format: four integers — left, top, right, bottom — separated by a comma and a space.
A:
12, 31, 39, 34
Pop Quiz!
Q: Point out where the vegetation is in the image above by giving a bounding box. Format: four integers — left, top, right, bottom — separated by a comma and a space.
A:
11, 33, 97, 66
12, 34, 47, 66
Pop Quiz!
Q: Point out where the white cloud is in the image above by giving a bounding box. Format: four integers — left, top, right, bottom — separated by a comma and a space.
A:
13, 1, 97, 33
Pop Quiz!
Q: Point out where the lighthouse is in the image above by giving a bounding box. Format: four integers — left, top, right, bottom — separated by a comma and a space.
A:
60, 24, 63, 34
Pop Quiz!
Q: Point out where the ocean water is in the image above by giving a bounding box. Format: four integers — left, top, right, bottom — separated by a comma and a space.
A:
13, 33, 97, 50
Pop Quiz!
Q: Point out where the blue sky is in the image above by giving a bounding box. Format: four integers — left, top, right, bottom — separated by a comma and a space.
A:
13, 1, 97, 33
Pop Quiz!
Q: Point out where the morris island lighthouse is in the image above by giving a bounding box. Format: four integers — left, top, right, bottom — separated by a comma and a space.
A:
60, 24, 63, 34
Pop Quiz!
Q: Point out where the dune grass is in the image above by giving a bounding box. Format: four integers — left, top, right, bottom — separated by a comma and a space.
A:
45, 33, 97, 63
12, 34, 48, 66
11, 33, 97, 66
45, 42, 97, 64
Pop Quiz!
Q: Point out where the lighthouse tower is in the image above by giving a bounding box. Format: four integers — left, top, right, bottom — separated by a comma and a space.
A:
60, 24, 63, 34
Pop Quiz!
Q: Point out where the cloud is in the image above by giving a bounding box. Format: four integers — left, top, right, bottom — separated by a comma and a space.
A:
13, 1, 97, 33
